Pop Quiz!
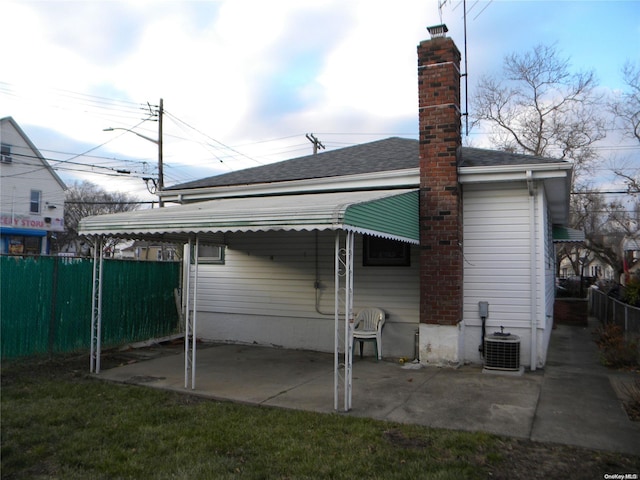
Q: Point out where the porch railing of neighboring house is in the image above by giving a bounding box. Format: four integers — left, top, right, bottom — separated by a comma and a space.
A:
589, 286, 640, 339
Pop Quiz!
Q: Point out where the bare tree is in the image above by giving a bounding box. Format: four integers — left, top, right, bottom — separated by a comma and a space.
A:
471, 44, 621, 282
564, 188, 640, 283
556, 188, 609, 279
594, 198, 640, 282
55, 181, 140, 256
610, 61, 640, 144
609, 61, 640, 194
472, 44, 606, 182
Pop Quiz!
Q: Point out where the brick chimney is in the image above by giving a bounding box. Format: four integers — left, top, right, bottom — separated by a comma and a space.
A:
417, 26, 463, 359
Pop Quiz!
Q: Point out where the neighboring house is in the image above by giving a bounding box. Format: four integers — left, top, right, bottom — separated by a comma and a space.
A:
559, 253, 615, 280
558, 235, 640, 282
79, 29, 573, 372
116, 240, 179, 261
0, 117, 66, 255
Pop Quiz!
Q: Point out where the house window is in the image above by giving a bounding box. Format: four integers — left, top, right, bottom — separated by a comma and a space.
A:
363, 236, 410, 266
196, 244, 225, 264
1, 143, 11, 163
30, 190, 41, 214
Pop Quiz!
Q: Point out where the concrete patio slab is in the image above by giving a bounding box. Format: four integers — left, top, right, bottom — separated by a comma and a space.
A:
97, 319, 640, 456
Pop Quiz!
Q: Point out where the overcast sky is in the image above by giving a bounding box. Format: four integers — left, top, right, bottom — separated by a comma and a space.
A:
1, 0, 639, 203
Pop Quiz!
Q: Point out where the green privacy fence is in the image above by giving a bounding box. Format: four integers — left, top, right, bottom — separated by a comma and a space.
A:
1, 255, 181, 360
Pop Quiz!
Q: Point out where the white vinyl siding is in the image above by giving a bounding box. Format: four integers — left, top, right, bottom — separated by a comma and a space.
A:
0, 120, 66, 224
541, 191, 557, 362
463, 183, 533, 329
189, 230, 419, 356
543, 192, 556, 324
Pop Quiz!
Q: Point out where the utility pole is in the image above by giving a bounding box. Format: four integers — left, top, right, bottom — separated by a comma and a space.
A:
305, 133, 325, 155
157, 98, 164, 207
103, 99, 164, 207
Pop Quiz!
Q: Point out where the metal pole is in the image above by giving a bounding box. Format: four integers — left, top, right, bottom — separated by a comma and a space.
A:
90, 236, 104, 373
344, 231, 354, 411
191, 235, 200, 389
184, 238, 192, 388
90, 240, 98, 373
158, 98, 164, 207
334, 232, 340, 411
96, 240, 104, 374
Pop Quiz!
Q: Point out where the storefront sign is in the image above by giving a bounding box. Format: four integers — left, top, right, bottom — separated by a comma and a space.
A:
0, 213, 64, 232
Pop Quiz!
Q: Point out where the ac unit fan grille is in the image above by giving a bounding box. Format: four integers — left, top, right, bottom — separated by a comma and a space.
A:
484, 334, 520, 371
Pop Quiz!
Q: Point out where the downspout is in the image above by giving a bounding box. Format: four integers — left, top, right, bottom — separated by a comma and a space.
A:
527, 171, 537, 371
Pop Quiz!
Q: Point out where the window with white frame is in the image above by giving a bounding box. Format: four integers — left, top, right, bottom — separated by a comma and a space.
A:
30, 190, 41, 214
196, 244, 225, 264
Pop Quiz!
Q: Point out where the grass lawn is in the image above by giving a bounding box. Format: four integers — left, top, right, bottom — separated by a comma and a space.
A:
2, 353, 638, 479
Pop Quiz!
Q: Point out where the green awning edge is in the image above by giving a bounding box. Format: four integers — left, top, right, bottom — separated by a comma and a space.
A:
344, 190, 419, 242
553, 226, 585, 242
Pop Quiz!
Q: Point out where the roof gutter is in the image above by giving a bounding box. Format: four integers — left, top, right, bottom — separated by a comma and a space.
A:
458, 162, 571, 184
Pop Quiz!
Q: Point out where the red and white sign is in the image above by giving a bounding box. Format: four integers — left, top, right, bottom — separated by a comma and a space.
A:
0, 213, 64, 232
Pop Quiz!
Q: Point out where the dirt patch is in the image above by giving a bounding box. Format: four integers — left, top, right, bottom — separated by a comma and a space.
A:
382, 428, 638, 479
487, 438, 639, 480
383, 428, 432, 448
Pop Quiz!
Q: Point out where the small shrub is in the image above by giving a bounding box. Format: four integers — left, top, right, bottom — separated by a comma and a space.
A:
620, 378, 640, 421
622, 277, 640, 307
594, 323, 622, 349
594, 323, 639, 368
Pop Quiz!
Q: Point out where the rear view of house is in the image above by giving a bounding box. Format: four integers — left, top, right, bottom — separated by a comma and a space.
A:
79, 27, 573, 378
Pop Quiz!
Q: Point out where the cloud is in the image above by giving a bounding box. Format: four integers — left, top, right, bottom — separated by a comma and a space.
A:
2, 0, 637, 199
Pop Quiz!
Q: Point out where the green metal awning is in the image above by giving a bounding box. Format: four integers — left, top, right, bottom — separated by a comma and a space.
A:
553, 226, 585, 242
79, 189, 420, 244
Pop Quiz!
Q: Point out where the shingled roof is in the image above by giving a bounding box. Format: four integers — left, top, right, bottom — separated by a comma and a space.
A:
166, 137, 567, 190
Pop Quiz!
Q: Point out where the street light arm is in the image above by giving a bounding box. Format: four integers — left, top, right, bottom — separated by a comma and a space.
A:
103, 127, 158, 145
103, 97, 163, 208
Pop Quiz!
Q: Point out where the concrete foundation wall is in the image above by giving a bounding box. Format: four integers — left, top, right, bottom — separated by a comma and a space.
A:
419, 323, 464, 366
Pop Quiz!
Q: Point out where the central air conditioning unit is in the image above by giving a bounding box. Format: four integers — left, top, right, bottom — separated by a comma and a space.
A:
484, 329, 521, 372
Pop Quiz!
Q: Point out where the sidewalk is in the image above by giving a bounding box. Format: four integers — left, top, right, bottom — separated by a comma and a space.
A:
531, 318, 640, 454
98, 319, 640, 455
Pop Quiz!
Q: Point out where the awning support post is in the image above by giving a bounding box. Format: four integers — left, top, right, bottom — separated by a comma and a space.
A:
184, 238, 192, 388
90, 236, 104, 373
192, 236, 200, 388
184, 236, 200, 389
334, 230, 354, 412
334, 233, 340, 410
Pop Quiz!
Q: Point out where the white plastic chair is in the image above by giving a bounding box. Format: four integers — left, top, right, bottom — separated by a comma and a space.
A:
352, 307, 386, 361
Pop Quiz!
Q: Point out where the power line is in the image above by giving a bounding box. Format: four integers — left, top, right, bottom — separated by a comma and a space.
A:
0, 82, 144, 117
164, 110, 263, 166
7, 152, 147, 177
65, 117, 154, 163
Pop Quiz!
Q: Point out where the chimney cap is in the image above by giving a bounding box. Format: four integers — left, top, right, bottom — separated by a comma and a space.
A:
427, 24, 448, 38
